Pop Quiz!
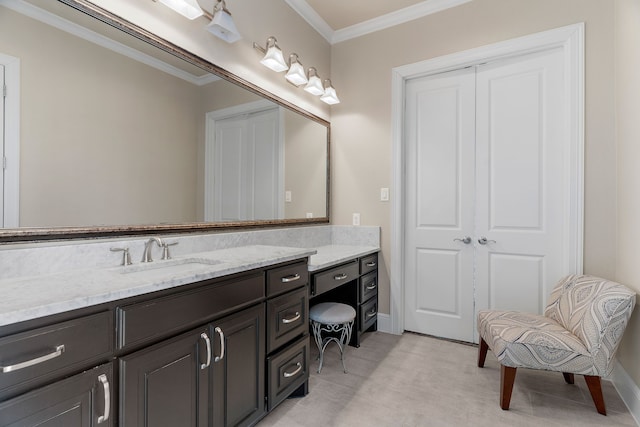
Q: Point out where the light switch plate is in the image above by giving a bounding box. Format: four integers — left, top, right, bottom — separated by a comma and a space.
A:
381, 187, 389, 201
285, 191, 292, 202
352, 213, 360, 226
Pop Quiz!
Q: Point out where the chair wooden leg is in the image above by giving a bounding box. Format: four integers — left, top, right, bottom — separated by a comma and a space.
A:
562, 372, 575, 384
500, 365, 517, 410
584, 375, 607, 415
478, 338, 489, 368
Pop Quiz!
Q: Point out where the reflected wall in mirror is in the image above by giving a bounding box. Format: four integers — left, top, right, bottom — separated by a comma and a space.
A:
0, 0, 329, 239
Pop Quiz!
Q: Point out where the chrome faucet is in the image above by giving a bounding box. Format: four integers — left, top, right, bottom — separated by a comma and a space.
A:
141, 237, 164, 263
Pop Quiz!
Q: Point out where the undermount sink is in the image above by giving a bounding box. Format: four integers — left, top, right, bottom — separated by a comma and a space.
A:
119, 257, 222, 275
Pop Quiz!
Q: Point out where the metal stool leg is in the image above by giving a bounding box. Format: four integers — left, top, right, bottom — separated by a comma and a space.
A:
311, 320, 354, 374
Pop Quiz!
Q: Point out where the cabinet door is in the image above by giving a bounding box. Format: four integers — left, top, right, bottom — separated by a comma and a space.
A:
211, 304, 265, 427
0, 363, 113, 427
119, 327, 209, 427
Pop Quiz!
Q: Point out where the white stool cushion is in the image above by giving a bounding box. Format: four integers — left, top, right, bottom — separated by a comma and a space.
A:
310, 302, 356, 324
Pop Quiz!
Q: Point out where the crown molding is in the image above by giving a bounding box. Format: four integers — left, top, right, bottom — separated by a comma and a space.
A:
0, 0, 218, 85
284, 0, 334, 43
286, 0, 472, 44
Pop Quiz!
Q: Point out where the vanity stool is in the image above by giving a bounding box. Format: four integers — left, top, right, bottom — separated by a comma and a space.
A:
309, 302, 356, 373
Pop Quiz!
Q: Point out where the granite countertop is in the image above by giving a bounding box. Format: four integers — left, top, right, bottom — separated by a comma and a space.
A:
308, 245, 379, 272
0, 243, 380, 328
0, 245, 316, 327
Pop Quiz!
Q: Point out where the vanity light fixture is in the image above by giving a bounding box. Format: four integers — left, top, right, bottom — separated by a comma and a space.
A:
285, 54, 308, 86
157, 0, 203, 19
253, 37, 289, 72
253, 37, 340, 104
304, 67, 324, 96
206, 0, 241, 43
320, 79, 340, 105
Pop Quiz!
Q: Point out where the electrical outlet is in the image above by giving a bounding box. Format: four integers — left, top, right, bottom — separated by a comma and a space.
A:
352, 213, 360, 226
285, 191, 292, 202
306, 212, 313, 218
381, 187, 389, 201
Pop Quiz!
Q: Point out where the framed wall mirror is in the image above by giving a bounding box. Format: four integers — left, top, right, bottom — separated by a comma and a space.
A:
0, 0, 330, 242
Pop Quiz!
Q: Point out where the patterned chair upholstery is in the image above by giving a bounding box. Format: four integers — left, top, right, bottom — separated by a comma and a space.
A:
477, 275, 636, 415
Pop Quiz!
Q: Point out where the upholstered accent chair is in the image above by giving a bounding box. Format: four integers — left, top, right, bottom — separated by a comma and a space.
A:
477, 275, 636, 415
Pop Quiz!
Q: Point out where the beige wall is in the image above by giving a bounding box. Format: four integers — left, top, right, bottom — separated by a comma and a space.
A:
1, 8, 200, 226
89, 0, 332, 122
284, 109, 327, 219
615, 0, 640, 390
330, 0, 617, 320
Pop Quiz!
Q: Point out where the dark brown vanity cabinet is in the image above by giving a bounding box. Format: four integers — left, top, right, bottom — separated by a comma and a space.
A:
118, 273, 266, 427
119, 305, 265, 427
0, 363, 113, 426
0, 257, 310, 426
310, 252, 379, 347
0, 311, 114, 427
265, 262, 310, 411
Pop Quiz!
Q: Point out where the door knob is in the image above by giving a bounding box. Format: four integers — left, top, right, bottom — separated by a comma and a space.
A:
478, 237, 496, 245
454, 236, 472, 244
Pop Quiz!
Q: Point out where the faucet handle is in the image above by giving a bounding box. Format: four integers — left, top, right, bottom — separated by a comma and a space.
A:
110, 247, 132, 266
161, 241, 179, 260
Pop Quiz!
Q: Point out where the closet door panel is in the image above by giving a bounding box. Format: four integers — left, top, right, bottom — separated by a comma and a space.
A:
474, 48, 566, 321
403, 68, 476, 342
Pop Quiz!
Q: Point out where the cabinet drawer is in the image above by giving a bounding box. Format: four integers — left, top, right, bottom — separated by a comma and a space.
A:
312, 260, 359, 297
117, 273, 264, 351
0, 311, 113, 400
359, 271, 378, 304
360, 297, 378, 332
267, 287, 308, 353
0, 363, 113, 427
360, 253, 378, 275
267, 261, 309, 297
267, 335, 309, 411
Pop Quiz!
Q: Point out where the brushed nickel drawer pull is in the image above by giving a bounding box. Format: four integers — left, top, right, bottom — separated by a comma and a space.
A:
282, 312, 301, 324
366, 261, 377, 267
97, 373, 110, 423
283, 362, 302, 378
281, 273, 301, 283
366, 283, 377, 290
200, 333, 212, 369
366, 310, 377, 319
214, 327, 225, 363
333, 273, 348, 281
1, 345, 65, 373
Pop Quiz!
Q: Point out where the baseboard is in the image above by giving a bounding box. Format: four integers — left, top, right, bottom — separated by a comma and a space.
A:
610, 360, 640, 426
376, 313, 395, 334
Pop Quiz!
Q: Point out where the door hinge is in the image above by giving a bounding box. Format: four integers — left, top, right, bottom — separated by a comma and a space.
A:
2, 84, 6, 98
3, 157, 6, 170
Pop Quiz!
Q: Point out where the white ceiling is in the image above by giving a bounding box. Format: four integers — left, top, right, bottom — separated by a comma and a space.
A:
285, 0, 472, 44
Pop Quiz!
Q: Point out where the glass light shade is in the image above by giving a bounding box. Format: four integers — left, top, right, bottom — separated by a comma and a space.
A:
285, 60, 308, 86
304, 75, 324, 96
260, 45, 288, 72
158, 0, 203, 19
206, 9, 241, 43
320, 86, 340, 105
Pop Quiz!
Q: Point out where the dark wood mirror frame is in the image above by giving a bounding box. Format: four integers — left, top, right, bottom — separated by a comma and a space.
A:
0, 0, 330, 243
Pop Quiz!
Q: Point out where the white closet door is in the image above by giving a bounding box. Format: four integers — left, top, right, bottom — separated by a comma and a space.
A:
211, 108, 280, 221
474, 48, 566, 319
247, 108, 280, 220
214, 116, 246, 221
404, 68, 477, 342
404, 47, 569, 343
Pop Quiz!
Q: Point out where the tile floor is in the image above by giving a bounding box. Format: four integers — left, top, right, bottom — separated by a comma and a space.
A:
258, 332, 637, 427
